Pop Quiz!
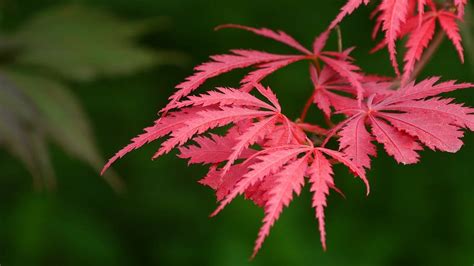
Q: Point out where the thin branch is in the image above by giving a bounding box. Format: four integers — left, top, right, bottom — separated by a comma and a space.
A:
324, 114, 335, 128
390, 31, 445, 89
299, 92, 315, 122
409, 31, 445, 82
336, 26, 343, 53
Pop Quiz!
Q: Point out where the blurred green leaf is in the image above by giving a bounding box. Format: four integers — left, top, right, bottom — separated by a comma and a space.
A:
460, 2, 474, 71
10, 5, 183, 81
7, 71, 98, 162
0, 4, 181, 190
3, 71, 124, 191
0, 74, 55, 189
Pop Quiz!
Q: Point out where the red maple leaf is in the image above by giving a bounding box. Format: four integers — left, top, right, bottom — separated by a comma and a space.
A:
333, 0, 466, 80
371, 3, 466, 82
309, 64, 394, 117
333, 77, 473, 168
157, 24, 369, 111
402, 7, 465, 82
207, 144, 368, 257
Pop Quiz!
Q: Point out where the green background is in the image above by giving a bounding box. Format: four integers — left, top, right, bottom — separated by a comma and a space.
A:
0, 0, 473, 265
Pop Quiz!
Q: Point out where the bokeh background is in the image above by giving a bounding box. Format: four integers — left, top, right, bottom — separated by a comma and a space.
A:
0, 1, 473, 265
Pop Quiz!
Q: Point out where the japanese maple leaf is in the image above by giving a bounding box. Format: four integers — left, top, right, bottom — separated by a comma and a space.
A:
101, 106, 204, 174
371, 2, 467, 82
402, 7, 465, 82
186, 127, 278, 204
159, 24, 368, 111
308, 64, 394, 117
161, 50, 302, 112
379, 0, 412, 75
329, 0, 371, 30
330, 0, 432, 33
454, 0, 467, 17
200, 143, 368, 257
194, 120, 319, 203
332, 0, 466, 78
330, 0, 420, 36
334, 77, 473, 169
166, 106, 367, 256
102, 85, 286, 173
178, 83, 305, 177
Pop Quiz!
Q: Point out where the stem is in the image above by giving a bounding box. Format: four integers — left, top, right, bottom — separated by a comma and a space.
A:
313, 58, 321, 73
336, 26, 343, 53
409, 31, 445, 82
300, 58, 323, 122
324, 115, 335, 128
299, 92, 315, 122
390, 31, 445, 89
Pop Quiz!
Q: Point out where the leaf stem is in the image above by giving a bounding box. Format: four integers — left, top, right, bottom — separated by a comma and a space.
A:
313, 58, 321, 73
336, 26, 343, 53
299, 92, 315, 122
390, 31, 445, 89
300, 58, 322, 122
409, 31, 445, 82
324, 114, 335, 128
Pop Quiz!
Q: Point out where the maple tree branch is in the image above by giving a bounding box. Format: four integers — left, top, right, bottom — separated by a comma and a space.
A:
390, 31, 445, 89
336, 26, 343, 53
410, 31, 445, 81
324, 114, 335, 128
300, 59, 335, 127
299, 92, 315, 122
300, 59, 323, 122
312, 58, 322, 73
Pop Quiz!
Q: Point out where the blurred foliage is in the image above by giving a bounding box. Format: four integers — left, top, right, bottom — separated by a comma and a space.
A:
11, 5, 174, 81
0, 1, 472, 266
461, 2, 474, 71
0, 4, 186, 191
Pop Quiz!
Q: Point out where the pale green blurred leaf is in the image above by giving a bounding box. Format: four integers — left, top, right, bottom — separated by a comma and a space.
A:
3, 71, 124, 191
460, 2, 474, 71
6, 71, 98, 163
0, 74, 55, 189
0, 3, 182, 191
11, 4, 181, 81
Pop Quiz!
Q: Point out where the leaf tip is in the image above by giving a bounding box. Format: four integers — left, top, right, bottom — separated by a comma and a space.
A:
214, 24, 239, 31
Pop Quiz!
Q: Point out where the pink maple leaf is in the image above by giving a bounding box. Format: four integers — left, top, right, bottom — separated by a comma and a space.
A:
333, 0, 466, 80
380, 0, 410, 75
103, 85, 282, 173
308, 65, 393, 117
207, 143, 368, 256
216, 24, 312, 54
161, 50, 300, 112
454, 0, 467, 17
402, 8, 465, 82
334, 77, 473, 167
329, 0, 371, 30
201, 24, 368, 104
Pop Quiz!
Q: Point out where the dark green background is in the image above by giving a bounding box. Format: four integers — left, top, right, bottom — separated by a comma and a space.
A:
0, 0, 473, 265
